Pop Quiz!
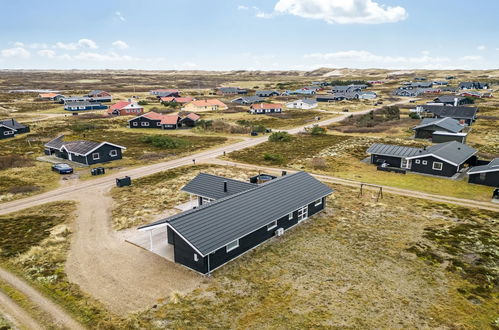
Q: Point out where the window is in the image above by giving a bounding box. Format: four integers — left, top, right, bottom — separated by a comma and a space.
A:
479, 172, 486, 181
156, 122, 161, 126
109, 150, 118, 157
4, 131, 14, 136
141, 122, 149, 126
194, 253, 199, 262
297, 206, 308, 222
314, 199, 322, 207
132, 122, 138, 126
288, 212, 293, 220
432, 162, 443, 171
401, 158, 411, 169
415, 160, 421, 164
92, 153, 100, 160
226, 239, 239, 252
422, 160, 428, 165
267, 221, 277, 231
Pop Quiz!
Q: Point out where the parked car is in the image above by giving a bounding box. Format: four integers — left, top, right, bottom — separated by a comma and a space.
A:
52, 163, 73, 174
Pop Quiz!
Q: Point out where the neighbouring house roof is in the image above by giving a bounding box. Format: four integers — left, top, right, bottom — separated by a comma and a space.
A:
139, 171, 333, 256
160, 96, 194, 103
434, 95, 465, 103
44, 135, 126, 156
64, 101, 95, 107
468, 158, 499, 174
421, 105, 478, 120
218, 87, 246, 93
39, 93, 60, 98
250, 103, 282, 109
189, 99, 227, 107
88, 90, 110, 96
160, 115, 181, 125
151, 89, 179, 93
185, 113, 201, 121
231, 96, 264, 104
368, 141, 477, 166
0, 118, 26, 130
412, 117, 465, 133
110, 101, 141, 110
182, 173, 256, 200
256, 90, 278, 95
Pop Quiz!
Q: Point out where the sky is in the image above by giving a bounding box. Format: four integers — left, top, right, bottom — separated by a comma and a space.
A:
0, 0, 498, 71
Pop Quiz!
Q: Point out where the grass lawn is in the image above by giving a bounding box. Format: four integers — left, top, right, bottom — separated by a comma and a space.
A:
110, 164, 260, 230
226, 134, 494, 201
133, 185, 498, 328
0, 201, 125, 328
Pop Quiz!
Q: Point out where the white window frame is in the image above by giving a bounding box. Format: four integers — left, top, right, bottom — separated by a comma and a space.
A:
156, 122, 161, 126
194, 253, 199, 262
92, 152, 100, 160
288, 212, 293, 220
401, 158, 411, 169
267, 221, 277, 231
109, 149, 118, 157
415, 159, 421, 164
314, 199, 322, 207
141, 122, 149, 127
297, 206, 308, 222
132, 122, 138, 126
226, 239, 239, 252
422, 160, 428, 165
4, 131, 14, 135
432, 161, 443, 171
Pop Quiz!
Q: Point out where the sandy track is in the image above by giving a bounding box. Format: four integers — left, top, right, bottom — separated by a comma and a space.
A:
64, 187, 201, 315
0, 290, 42, 330
0, 267, 84, 329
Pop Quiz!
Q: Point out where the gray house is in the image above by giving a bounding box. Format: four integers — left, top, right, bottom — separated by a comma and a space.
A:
468, 158, 499, 187
231, 96, 264, 105
412, 117, 467, 143
44, 136, 126, 165
419, 105, 478, 126
0, 118, 30, 139
367, 141, 477, 177
255, 90, 280, 97
459, 82, 490, 90
138, 171, 333, 274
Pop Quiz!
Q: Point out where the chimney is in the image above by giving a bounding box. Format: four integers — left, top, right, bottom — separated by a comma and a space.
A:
223, 181, 227, 193
454, 97, 458, 106
281, 171, 287, 176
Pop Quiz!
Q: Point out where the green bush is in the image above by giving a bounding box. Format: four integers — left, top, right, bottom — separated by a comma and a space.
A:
140, 135, 189, 149
310, 126, 326, 135
137, 100, 148, 105
409, 112, 420, 119
263, 152, 284, 164
268, 131, 292, 142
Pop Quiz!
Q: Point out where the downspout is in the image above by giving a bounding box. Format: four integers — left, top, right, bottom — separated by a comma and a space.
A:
207, 254, 211, 276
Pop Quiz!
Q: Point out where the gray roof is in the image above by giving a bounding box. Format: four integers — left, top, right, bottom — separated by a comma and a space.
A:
255, 90, 278, 95
413, 117, 465, 133
421, 105, 478, 120
434, 95, 464, 103
64, 101, 95, 107
0, 118, 26, 130
368, 141, 477, 165
468, 158, 499, 174
181, 173, 256, 200
231, 96, 264, 104
367, 144, 421, 158
139, 172, 333, 256
45, 135, 125, 155
301, 98, 317, 105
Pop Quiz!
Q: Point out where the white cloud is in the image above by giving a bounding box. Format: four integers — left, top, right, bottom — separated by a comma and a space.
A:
477, 45, 486, 51
273, 0, 407, 24
115, 11, 126, 22
460, 55, 482, 61
237, 5, 249, 10
37, 49, 56, 58
304, 50, 450, 64
112, 40, 129, 50
13, 41, 24, 47
1, 47, 30, 58
55, 39, 98, 50
421, 50, 430, 55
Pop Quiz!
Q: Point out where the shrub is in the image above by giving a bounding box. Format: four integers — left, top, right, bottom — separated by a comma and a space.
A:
140, 135, 189, 149
268, 131, 292, 142
409, 112, 420, 119
308, 157, 327, 170
137, 100, 148, 105
310, 126, 326, 135
263, 153, 284, 164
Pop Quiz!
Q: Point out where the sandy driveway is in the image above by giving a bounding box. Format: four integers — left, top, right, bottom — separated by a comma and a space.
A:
64, 187, 201, 315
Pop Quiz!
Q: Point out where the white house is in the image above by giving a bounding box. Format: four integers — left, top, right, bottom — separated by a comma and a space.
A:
358, 91, 377, 99
286, 99, 318, 110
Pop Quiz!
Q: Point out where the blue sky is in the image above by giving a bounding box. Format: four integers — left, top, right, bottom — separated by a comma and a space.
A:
1, 0, 498, 70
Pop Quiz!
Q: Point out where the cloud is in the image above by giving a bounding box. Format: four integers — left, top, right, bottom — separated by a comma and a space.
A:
237, 5, 249, 10
1, 47, 30, 58
112, 40, 129, 50
273, 0, 407, 24
115, 11, 126, 22
55, 39, 98, 50
304, 50, 450, 64
460, 55, 482, 61
477, 45, 486, 51
13, 41, 24, 47
37, 49, 56, 58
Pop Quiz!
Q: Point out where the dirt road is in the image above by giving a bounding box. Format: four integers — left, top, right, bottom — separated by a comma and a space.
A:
0, 267, 84, 329
64, 187, 201, 314
0, 290, 42, 330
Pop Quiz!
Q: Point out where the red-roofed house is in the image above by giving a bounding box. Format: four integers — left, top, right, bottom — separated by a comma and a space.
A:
108, 100, 144, 116
249, 103, 282, 114
38, 93, 65, 101
128, 112, 199, 130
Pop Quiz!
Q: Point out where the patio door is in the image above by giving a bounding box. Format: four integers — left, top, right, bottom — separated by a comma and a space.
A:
297, 206, 308, 223
401, 158, 412, 169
